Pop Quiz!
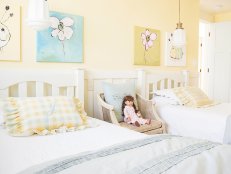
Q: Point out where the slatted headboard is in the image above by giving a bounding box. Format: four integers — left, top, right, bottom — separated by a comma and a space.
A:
0, 69, 84, 104
137, 69, 189, 100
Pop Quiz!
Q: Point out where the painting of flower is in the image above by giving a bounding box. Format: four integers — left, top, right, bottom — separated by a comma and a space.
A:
141, 30, 157, 51
37, 11, 83, 63
134, 26, 160, 66
0, 0, 20, 61
165, 32, 186, 66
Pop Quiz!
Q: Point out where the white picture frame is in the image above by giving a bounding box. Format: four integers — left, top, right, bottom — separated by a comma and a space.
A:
165, 32, 186, 66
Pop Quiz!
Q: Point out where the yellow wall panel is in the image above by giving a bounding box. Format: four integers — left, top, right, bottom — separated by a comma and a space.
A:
215, 12, 231, 22
0, 0, 199, 73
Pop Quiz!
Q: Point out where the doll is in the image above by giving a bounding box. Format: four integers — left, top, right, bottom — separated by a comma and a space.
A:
122, 95, 151, 127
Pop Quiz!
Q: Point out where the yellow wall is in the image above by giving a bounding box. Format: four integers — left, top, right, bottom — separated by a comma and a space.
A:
200, 10, 214, 22
0, 0, 199, 73
214, 12, 231, 22
199, 10, 231, 23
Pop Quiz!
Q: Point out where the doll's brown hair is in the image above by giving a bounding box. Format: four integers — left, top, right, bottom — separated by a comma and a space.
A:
122, 95, 138, 117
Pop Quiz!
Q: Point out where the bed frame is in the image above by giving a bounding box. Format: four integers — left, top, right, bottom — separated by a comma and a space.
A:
0, 69, 84, 103
137, 69, 189, 100
0, 68, 189, 118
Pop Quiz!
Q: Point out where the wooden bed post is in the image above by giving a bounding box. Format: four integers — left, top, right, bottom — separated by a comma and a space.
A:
137, 69, 147, 99
75, 69, 85, 106
182, 70, 189, 86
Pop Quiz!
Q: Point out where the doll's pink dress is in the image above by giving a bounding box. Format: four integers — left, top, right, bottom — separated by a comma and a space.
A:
123, 105, 148, 125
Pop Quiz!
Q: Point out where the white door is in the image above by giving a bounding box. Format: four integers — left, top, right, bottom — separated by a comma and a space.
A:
212, 22, 231, 102
199, 21, 213, 97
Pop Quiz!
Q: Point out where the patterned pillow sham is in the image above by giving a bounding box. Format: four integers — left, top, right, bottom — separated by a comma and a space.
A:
2, 96, 88, 136
172, 87, 214, 107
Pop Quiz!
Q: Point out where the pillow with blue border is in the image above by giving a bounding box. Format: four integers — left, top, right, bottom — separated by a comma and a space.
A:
103, 81, 137, 122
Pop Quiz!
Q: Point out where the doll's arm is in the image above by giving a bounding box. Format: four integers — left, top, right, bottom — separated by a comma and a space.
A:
124, 107, 132, 122
136, 111, 142, 118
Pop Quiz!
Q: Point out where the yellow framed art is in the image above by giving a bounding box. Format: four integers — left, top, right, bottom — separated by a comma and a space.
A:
134, 26, 160, 66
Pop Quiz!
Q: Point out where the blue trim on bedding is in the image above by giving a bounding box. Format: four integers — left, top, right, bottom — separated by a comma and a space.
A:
34, 135, 176, 174
128, 141, 219, 174
21, 135, 219, 174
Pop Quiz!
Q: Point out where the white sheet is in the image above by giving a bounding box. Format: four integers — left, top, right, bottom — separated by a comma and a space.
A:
1, 117, 231, 174
0, 118, 146, 174
20, 135, 231, 174
155, 102, 231, 143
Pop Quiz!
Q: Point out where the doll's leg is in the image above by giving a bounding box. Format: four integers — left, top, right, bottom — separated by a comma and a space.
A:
147, 119, 151, 124
138, 118, 151, 125
130, 116, 140, 127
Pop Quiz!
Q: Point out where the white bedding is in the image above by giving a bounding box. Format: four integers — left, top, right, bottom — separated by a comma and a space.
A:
1, 117, 231, 174
0, 118, 146, 174
155, 101, 231, 144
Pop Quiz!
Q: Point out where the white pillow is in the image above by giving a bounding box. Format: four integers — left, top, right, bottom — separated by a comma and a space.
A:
153, 89, 181, 104
153, 96, 180, 105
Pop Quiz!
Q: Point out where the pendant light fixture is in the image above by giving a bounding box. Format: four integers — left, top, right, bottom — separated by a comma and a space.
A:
27, 0, 50, 31
172, 0, 186, 46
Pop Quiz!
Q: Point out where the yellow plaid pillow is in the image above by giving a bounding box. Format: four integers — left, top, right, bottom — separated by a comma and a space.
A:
2, 96, 87, 136
172, 87, 214, 107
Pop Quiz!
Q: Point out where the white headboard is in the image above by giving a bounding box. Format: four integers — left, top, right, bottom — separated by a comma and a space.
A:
85, 70, 137, 119
0, 69, 84, 103
137, 69, 189, 100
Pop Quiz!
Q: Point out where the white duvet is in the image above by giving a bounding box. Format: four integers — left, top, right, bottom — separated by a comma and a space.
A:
155, 102, 231, 144
1, 118, 231, 174
0, 118, 146, 174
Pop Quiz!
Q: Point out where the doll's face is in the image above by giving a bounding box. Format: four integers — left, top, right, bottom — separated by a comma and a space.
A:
125, 100, 133, 106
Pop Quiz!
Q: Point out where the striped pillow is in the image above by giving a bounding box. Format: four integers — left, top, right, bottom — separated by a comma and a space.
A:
2, 96, 88, 136
172, 87, 214, 107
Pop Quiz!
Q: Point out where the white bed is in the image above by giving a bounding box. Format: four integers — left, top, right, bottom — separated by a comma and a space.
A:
137, 70, 231, 144
1, 69, 231, 174
0, 118, 146, 174
1, 117, 231, 174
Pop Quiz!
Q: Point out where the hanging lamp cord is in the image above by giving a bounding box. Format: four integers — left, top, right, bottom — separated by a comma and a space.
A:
179, 0, 181, 23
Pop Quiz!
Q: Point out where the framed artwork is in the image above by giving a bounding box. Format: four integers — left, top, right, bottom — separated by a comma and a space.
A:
0, 0, 20, 61
165, 32, 186, 66
37, 11, 83, 63
134, 26, 160, 66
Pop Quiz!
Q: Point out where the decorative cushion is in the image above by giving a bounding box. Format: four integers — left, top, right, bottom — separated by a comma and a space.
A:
119, 120, 162, 133
153, 87, 214, 107
103, 81, 136, 122
177, 87, 214, 107
2, 96, 88, 136
172, 87, 214, 107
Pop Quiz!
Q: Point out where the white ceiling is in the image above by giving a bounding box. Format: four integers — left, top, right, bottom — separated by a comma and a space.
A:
200, 0, 231, 14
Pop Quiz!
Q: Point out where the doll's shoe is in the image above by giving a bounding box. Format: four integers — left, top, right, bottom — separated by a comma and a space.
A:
134, 121, 140, 127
